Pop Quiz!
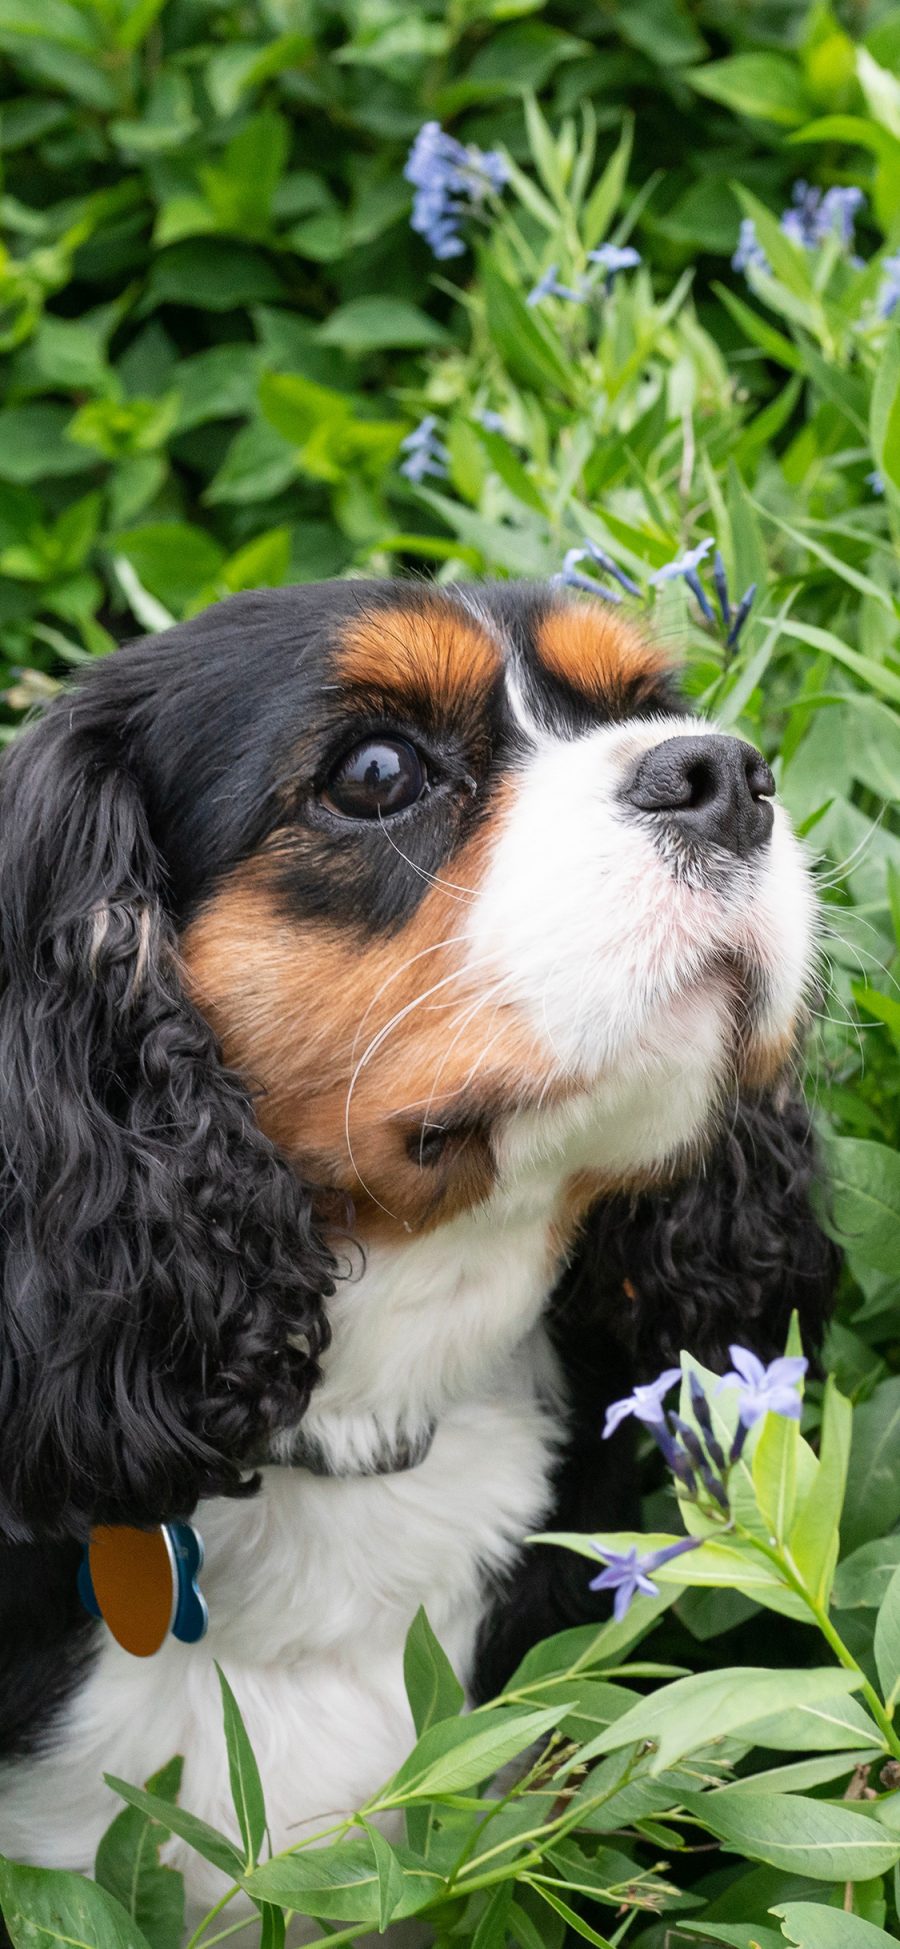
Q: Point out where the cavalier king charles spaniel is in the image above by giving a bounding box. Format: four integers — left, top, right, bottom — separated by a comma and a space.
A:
0, 579, 837, 1912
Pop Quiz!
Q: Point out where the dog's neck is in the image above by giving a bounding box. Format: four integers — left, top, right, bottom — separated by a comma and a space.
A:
273, 1164, 571, 1479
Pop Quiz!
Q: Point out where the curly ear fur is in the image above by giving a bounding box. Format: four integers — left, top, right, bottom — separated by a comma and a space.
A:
0, 696, 334, 1543
575, 1089, 840, 1374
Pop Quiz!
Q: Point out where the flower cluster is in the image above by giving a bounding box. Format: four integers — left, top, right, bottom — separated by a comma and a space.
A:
602, 1346, 807, 1509
399, 416, 449, 483
589, 1347, 807, 1619
557, 536, 757, 651
404, 122, 507, 261
733, 180, 865, 277
527, 243, 640, 308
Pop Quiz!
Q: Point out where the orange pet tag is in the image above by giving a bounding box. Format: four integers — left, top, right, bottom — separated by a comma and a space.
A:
78, 1522, 208, 1656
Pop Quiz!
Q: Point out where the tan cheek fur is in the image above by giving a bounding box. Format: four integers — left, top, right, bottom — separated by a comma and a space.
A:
181, 821, 567, 1240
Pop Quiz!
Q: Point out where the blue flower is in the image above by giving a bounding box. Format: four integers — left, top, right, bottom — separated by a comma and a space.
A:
867, 469, 886, 495
399, 415, 449, 483
648, 538, 714, 586
477, 409, 508, 435
877, 251, 900, 319
405, 122, 507, 261
588, 242, 641, 283
734, 182, 864, 280
526, 264, 586, 307
588, 1537, 701, 1620
733, 216, 769, 276
603, 1368, 682, 1439
717, 1346, 807, 1430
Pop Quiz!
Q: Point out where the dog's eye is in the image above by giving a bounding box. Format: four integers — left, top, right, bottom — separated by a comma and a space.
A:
322, 738, 428, 819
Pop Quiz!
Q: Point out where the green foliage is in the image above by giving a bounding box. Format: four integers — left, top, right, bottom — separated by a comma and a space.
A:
2, 1, 900, 1945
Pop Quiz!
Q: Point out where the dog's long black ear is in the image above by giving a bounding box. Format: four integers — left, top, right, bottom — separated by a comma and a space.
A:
0, 693, 334, 1543
566, 1088, 840, 1375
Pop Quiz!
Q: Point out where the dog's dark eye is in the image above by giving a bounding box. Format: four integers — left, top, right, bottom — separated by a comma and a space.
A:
322, 738, 428, 819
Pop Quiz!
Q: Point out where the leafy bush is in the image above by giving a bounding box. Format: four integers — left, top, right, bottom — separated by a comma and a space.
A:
2, 1, 900, 1945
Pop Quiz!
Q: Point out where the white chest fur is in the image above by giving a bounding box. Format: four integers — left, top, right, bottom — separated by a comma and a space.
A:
0, 1203, 564, 1913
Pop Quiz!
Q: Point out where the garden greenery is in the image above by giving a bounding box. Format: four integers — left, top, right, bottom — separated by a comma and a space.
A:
2, 0, 900, 1945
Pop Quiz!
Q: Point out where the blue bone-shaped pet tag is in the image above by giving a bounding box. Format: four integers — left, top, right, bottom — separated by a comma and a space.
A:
78, 1521, 208, 1657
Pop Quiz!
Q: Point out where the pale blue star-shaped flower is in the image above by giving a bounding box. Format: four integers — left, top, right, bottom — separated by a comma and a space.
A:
405, 122, 507, 261
526, 264, 586, 307
603, 1368, 682, 1439
588, 243, 641, 279
399, 415, 449, 483
717, 1345, 808, 1429
588, 1537, 700, 1620
648, 539, 715, 586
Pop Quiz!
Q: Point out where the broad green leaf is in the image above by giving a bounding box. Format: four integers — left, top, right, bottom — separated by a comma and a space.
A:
94, 1757, 184, 1949
823, 1138, 900, 1274
564, 1667, 860, 1775
678, 1928, 783, 1949
402, 1607, 464, 1738
842, 1377, 900, 1552
834, 1536, 900, 1611
104, 1779, 243, 1880
774, 1900, 900, 1945
317, 298, 447, 354
110, 523, 225, 612
740, 1692, 885, 1755
244, 1835, 435, 1921
688, 53, 813, 126
874, 1563, 900, 1713
216, 1666, 267, 1871
0, 1857, 152, 1949
680, 1790, 900, 1879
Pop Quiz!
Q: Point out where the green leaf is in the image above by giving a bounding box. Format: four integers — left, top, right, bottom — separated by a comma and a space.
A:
824, 1137, 900, 1274
382, 1702, 568, 1802
524, 1881, 615, 1948
871, 323, 900, 496
739, 1692, 885, 1755
216, 1666, 267, 1871
479, 257, 573, 395
110, 523, 226, 613
688, 54, 813, 126
566, 1667, 861, 1775
774, 1900, 900, 1945
834, 1536, 900, 1611
104, 1779, 243, 1880
842, 1377, 900, 1552
789, 1376, 852, 1602
0, 1857, 152, 1949
358, 1822, 404, 1932
582, 117, 632, 249
94, 1757, 185, 1949
680, 1790, 900, 1879
402, 1607, 464, 1738
874, 1563, 900, 1714
316, 298, 447, 355
244, 1835, 435, 1922
0, 405, 96, 482
752, 1404, 799, 1541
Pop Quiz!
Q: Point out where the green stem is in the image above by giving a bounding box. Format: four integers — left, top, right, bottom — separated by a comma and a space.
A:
741, 1528, 900, 1760
184, 1884, 241, 1949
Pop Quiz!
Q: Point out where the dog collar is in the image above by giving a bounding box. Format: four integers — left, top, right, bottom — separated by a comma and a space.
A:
78, 1521, 207, 1657
76, 1426, 435, 1655
285, 1419, 437, 1477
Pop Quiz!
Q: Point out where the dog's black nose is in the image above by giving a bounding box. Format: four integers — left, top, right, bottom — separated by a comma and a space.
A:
624, 734, 775, 857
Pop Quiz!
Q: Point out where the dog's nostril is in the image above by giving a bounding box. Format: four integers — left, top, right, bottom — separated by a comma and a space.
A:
624, 733, 775, 858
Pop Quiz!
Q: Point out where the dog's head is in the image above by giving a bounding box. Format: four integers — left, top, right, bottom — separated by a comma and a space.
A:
0, 580, 823, 1538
